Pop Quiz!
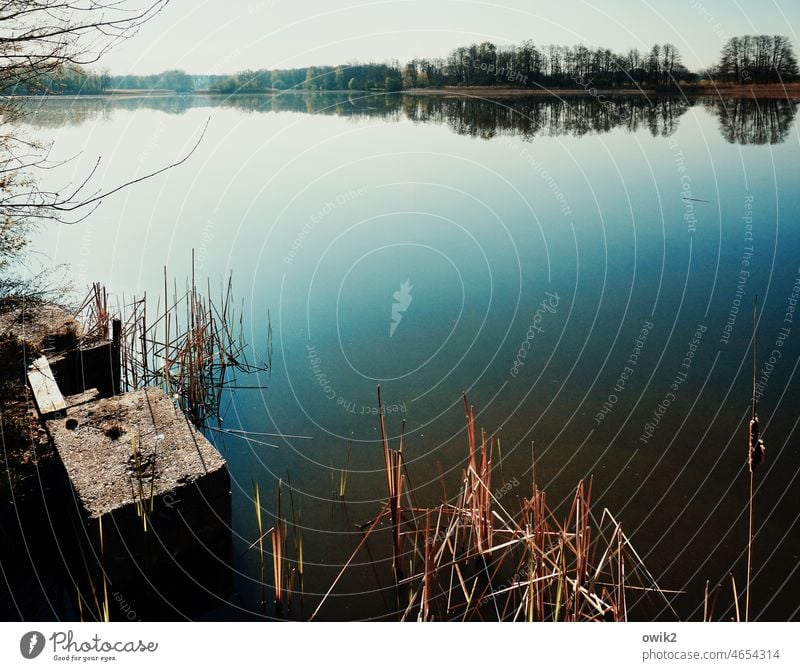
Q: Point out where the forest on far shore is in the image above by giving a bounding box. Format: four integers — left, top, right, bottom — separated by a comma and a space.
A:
4, 34, 798, 96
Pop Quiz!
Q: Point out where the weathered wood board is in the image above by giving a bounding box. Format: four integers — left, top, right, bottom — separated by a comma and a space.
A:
27, 356, 66, 417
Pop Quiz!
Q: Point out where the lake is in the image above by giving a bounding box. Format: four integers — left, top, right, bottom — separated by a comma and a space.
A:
17, 91, 800, 621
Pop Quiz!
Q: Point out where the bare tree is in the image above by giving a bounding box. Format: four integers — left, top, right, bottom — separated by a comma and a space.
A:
1, 1, 167, 91
0, 2, 174, 295
717, 35, 799, 84
647, 44, 661, 87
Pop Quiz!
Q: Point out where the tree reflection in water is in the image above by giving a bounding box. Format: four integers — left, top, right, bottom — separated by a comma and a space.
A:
20, 91, 798, 145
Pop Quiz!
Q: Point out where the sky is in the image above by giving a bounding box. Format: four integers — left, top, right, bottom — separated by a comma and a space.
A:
102, 0, 800, 75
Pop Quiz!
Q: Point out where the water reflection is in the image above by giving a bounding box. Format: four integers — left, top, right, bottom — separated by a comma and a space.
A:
402, 94, 692, 139
20, 91, 798, 144
707, 97, 798, 145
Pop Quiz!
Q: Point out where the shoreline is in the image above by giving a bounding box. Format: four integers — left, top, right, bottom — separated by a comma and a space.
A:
11, 82, 800, 102
405, 83, 800, 99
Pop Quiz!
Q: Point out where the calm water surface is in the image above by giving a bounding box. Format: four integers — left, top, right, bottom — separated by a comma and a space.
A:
17, 92, 800, 620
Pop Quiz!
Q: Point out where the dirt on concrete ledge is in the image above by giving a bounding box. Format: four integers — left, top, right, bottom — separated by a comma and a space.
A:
46, 387, 227, 518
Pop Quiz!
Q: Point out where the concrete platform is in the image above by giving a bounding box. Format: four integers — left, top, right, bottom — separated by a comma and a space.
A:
46, 386, 227, 518
46, 387, 231, 575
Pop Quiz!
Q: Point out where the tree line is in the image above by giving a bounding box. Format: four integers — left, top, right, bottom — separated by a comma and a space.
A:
208, 35, 798, 92
6, 67, 194, 94
4, 35, 797, 96
716, 35, 798, 84
4, 64, 111, 95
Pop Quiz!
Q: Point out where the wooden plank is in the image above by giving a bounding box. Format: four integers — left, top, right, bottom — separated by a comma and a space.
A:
28, 356, 66, 417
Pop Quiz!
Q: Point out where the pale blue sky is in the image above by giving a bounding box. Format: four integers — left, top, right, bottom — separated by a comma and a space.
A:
106, 0, 800, 75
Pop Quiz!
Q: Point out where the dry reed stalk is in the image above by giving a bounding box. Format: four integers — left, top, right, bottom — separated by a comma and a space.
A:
110, 253, 271, 427
617, 526, 627, 621
251, 481, 268, 611
705, 582, 721, 622
311, 391, 674, 622
378, 385, 404, 581
339, 441, 352, 498
419, 509, 432, 621
285, 473, 304, 598
731, 574, 741, 622
272, 479, 286, 609
72, 283, 111, 347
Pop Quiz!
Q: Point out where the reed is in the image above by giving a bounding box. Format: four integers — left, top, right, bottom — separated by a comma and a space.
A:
286, 472, 304, 595
378, 384, 404, 581
249, 478, 293, 615
731, 574, 741, 622
339, 441, 352, 498
252, 481, 265, 609
89, 251, 272, 428
72, 282, 110, 344
703, 581, 721, 622
311, 390, 677, 622
271, 479, 287, 609
253, 482, 264, 563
